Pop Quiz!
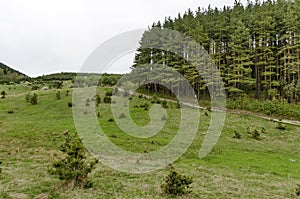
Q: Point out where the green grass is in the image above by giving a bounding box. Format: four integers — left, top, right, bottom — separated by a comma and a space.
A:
0, 84, 300, 198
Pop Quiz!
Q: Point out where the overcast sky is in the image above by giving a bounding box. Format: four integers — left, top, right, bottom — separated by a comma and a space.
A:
0, 0, 247, 77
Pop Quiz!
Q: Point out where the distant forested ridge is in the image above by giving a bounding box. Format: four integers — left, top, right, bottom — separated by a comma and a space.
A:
0, 62, 28, 83
133, 0, 300, 103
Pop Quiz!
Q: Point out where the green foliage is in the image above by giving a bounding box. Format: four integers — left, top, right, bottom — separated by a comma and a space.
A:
67, 102, 74, 108
31, 85, 40, 90
233, 131, 241, 139
48, 131, 98, 189
105, 90, 113, 97
276, 123, 286, 131
251, 129, 260, 140
30, 93, 38, 105
161, 100, 168, 109
25, 93, 31, 102
103, 96, 112, 103
95, 94, 101, 106
0, 161, 2, 174
56, 91, 61, 100
1, 91, 6, 98
161, 166, 193, 195
295, 184, 300, 196
53, 81, 63, 89
227, 98, 300, 120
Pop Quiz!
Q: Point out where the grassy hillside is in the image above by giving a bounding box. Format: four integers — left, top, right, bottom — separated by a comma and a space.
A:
0, 62, 28, 83
0, 84, 300, 198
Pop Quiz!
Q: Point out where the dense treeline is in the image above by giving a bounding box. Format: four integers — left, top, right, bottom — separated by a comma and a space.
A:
0, 62, 28, 83
133, 0, 300, 103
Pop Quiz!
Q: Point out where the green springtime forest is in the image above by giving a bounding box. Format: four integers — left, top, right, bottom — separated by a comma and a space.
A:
133, 0, 300, 103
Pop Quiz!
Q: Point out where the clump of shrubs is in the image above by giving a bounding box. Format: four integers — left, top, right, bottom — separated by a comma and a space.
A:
105, 90, 113, 97
233, 131, 241, 139
56, 91, 61, 100
7, 110, 14, 114
103, 96, 112, 103
1, 91, 6, 99
30, 93, 38, 105
108, 117, 114, 122
67, 102, 74, 108
246, 127, 262, 140
276, 122, 286, 130
295, 184, 300, 196
48, 131, 98, 189
139, 103, 149, 110
25, 93, 38, 105
251, 129, 260, 139
95, 94, 101, 106
161, 166, 193, 195
25, 93, 31, 102
162, 100, 168, 109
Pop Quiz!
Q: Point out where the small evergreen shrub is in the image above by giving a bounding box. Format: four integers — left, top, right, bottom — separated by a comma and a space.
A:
30, 93, 38, 105
295, 184, 300, 196
276, 122, 286, 130
1, 91, 6, 99
56, 91, 61, 100
105, 90, 113, 96
25, 93, 31, 102
85, 99, 90, 106
108, 117, 114, 122
233, 131, 241, 139
161, 166, 193, 195
176, 101, 181, 109
162, 100, 168, 109
68, 102, 74, 107
251, 129, 260, 139
103, 96, 112, 103
95, 95, 101, 106
48, 131, 98, 189
31, 85, 39, 90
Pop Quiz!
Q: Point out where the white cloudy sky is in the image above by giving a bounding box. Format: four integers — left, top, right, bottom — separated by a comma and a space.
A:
0, 0, 246, 77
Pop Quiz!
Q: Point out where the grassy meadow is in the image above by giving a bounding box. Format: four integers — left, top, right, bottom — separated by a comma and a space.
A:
0, 83, 300, 198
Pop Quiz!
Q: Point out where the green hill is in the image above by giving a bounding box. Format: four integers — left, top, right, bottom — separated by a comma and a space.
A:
0, 62, 29, 83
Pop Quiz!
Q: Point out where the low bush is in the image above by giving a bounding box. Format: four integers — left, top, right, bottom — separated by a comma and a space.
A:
276, 122, 286, 130
56, 91, 61, 100
161, 166, 193, 195
233, 131, 241, 139
30, 93, 38, 105
48, 131, 98, 189
67, 102, 74, 108
295, 184, 300, 196
104, 96, 112, 103
162, 100, 168, 109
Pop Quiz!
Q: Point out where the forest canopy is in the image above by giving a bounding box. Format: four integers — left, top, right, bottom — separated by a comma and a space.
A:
133, 0, 300, 103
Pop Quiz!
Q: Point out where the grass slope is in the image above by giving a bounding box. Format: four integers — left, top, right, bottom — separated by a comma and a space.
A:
0, 85, 300, 198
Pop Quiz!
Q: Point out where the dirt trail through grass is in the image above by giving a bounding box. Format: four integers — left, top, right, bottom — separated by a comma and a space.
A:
124, 89, 300, 126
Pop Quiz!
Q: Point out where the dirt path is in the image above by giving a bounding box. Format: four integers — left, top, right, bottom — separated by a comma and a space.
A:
127, 90, 300, 126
